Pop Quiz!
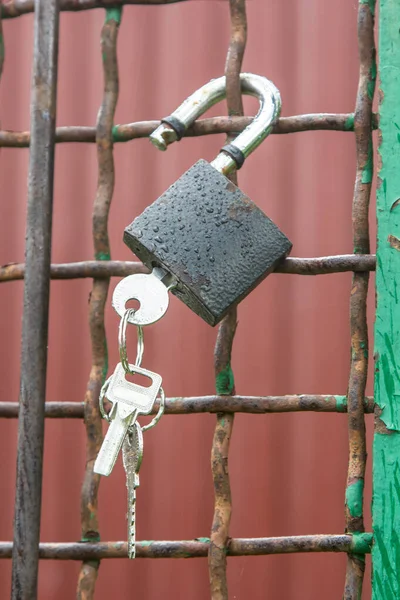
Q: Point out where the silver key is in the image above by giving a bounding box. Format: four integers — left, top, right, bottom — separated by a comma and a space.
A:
112, 267, 175, 326
94, 362, 162, 476
122, 421, 143, 559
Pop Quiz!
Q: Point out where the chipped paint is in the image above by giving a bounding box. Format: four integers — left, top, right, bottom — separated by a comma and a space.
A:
360, 0, 376, 15
335, 395, 348, 412
351, 532, 373, 555
112, 125, 126, 143
346, 480, 364, 518
373, 1, 400, 597
361, 139, 373, 184
105, 7, 122, 24
95, 251, 111, 261
345, 114, 355, 131
373, 433, 400, 599
215, 364, 235, 396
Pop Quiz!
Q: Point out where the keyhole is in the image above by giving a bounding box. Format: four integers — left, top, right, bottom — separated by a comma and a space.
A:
125, 298, 141, 312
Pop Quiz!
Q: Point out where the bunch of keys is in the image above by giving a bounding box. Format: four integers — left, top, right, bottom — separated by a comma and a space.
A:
94, 268, 174, 558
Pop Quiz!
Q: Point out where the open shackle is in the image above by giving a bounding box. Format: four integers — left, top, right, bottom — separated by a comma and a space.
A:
149, 73, 281, 175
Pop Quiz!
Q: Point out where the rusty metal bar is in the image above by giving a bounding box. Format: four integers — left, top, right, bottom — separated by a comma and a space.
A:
208, 2, 246, 598
0, 395, 376, 418
343, 2, 376, 599
1, 0, 187, 19
0, 255, 377, 283
0, 534, 373, 560
0, 113, 379, 147
77, 9, 121, 599
10, 0, 60, 597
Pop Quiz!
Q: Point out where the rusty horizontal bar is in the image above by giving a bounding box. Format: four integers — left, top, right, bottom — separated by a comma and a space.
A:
0, 534, 373, 559
0, 255, 376, 283
0, 113, 379, 148
1, 0, 187, 19
0, 395, 375, 418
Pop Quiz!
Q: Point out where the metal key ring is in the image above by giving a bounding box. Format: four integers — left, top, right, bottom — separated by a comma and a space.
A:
142, 386, 166, 432
99, 375, 113, 422
118, 308, 144, 371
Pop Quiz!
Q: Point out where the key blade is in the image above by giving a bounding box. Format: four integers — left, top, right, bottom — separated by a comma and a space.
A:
94, 411, 137, 477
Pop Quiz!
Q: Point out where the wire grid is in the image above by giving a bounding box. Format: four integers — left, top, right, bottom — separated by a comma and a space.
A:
0, 0, 376, 598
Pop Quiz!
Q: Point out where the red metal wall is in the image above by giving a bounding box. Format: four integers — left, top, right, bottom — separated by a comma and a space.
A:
0, 1, 376, 598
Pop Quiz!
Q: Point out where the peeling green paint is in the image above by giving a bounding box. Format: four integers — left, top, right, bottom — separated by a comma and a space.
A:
346, 479, 364, 518
360, 0, 376, 16
368, 62, 377, 101
361, 139, 373, 184
195, 537, 211, 544
351, 532, 373, 555
373, 2, 400, 597
373, 433, 400, 599
105, 7, 122, 24
95, 251, 111, 261
345, 114, 355, 131
215, 364, 235, 395
360, 341, 369, 359
112, 125, 126, 143
335, 395, 347, 412
81, 534, 101, 543
140, 540, 155, 547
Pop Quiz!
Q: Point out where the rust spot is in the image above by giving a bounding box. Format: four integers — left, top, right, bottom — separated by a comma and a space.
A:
390, 198, 400, 212
388, 234, 400, 251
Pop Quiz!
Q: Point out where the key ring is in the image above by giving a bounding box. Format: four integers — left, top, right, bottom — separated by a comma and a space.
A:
142, 386, 166, 432
118, 308, 144, 371
100, 381, 165, 428
99, 375, 112, 423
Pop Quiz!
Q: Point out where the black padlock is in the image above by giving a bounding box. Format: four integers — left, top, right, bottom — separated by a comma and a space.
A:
124, 73, 292, 327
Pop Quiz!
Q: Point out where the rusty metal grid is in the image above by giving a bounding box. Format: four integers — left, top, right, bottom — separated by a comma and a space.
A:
0, 0, 376, 598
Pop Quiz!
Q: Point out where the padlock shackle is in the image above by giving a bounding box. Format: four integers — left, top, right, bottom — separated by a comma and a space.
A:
150, 73, 281, 175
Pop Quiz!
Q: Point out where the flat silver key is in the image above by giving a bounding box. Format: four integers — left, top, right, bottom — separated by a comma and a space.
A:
122, 421, 143, 559
94, 362, 162, 476
112, 268, 175, 326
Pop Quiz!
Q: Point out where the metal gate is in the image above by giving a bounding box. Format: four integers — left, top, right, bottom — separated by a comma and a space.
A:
0, 0, 399, 598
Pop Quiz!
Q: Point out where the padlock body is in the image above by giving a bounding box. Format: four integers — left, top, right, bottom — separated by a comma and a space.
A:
124, 159, 292, 326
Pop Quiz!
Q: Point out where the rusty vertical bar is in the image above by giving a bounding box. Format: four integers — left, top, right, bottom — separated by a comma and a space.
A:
10, 0, 60, 597
77, 8, 121, 599
208, 1, 247, 599
343, 1, 376, 599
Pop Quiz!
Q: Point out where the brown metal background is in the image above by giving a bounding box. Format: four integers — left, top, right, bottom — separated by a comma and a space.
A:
0, 0, 377, 598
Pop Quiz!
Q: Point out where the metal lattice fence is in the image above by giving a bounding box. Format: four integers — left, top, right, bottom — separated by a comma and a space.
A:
1, 0, 397, 598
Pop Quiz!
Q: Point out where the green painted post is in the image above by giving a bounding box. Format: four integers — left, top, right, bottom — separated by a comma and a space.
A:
372, 1, 400, 597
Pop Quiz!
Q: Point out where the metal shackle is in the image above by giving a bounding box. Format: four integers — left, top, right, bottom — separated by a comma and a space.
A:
149, 73, 281, 175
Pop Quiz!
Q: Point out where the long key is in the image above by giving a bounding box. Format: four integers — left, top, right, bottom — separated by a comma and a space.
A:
122, 421, 143, 559
94, 362, 161, 476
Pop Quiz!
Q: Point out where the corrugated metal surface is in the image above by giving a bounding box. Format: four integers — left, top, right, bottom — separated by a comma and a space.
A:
0, 0, 376, 597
